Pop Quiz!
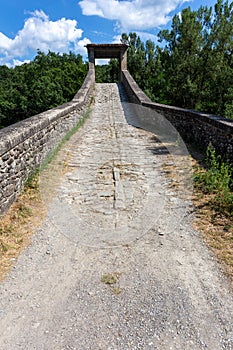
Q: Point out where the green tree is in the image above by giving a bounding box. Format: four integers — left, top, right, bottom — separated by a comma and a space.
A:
0, 51, 88, 128
95, 64, 111, 83
158, 0, 233, 116
123, 1, 233, 118
121, 33, 146, 87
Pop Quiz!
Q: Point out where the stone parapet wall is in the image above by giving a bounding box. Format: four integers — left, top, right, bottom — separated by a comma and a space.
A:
0, 69, 95, 215
122, 70, 151, 104
122, 70, 233, 162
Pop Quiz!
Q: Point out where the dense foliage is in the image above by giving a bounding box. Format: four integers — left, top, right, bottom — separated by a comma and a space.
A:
95, 60, 119, 83
121, 0, 233, 119
0, 51, 88, 128
194, 145, 233, 216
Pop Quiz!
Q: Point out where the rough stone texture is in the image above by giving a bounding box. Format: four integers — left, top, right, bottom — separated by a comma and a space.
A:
122, 70, 233, 162
0, 83, 232, 350
0, 69, 95, 215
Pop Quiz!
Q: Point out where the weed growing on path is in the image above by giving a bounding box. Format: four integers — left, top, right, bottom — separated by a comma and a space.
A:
101, 272, 121, 285
101, 272, 122, 294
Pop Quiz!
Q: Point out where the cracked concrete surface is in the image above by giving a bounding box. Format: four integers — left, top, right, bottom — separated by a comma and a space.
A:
0, 83, 232, 349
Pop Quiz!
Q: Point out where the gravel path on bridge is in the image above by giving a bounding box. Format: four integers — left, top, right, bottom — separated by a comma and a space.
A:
0, 83, 232, 349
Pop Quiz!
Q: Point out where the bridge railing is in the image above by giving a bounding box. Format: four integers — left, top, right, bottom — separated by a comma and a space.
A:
122, 70, 233, 163
0, 68, 95, 215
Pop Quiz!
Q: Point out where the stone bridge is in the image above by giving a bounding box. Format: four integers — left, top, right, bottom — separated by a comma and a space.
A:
0, 44, 233, 215
0, 45, 233, 349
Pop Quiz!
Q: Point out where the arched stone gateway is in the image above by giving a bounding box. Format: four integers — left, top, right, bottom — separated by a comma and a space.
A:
85, 44, 128, 82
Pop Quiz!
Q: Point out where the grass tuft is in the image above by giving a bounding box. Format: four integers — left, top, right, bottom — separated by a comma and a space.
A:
101, 272, 123, 294
101, 272, 120, 285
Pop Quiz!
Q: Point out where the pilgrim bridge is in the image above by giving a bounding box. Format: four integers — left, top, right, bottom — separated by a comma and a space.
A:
0, 43, 232, 214
0, 44, 233, 349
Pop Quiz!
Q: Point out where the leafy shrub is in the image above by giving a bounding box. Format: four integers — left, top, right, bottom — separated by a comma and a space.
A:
194, 144, 233, 215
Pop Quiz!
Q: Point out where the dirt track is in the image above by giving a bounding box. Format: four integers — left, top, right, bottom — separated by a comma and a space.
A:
0, 84, 232, 349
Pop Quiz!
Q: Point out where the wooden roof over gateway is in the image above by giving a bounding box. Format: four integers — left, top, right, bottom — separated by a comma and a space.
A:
86, 44, 128, 59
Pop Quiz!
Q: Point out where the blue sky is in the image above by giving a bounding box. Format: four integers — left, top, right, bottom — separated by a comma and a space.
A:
0, 0, 217, 66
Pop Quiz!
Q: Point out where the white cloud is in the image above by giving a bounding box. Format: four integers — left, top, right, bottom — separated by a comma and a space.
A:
79, 0, 190, 31
75, 37, 91, 57
13, 59, 31, 67
135, 31, 158, 43
0, 10, 89, 66
112, 35, 122, 43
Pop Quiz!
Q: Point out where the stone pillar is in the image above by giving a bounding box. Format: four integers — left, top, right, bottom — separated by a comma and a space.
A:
120, 48, 127, 81
120, 49, 127, 70
87, 47, 95, 70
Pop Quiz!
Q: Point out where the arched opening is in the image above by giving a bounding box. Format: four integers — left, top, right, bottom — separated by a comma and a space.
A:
86, 44, 128, 82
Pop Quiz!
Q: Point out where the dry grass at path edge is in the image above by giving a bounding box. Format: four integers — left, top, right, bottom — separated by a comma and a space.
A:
163, 152, 233, 287
192, 162, 233, 286
0, 174, 46, 281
